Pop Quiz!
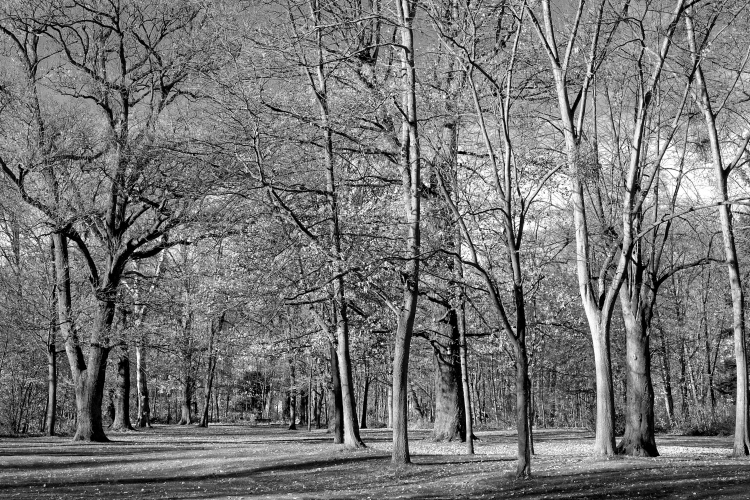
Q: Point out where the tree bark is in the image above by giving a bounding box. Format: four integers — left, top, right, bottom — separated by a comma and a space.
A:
54, 232, 111, 442
686, 10, 749, 455
617, 290, 658, 456
515, 340, 532, 477
432, 307, 465, 442
200, 313, 224, 427
135, 345, 151, 428
288, 357, 297, 430
392, 0, 421, 466
45, 239, 57, 436
329, 343, 344, 442
458, 297, 474, 454
360, 376, 370, 430
179, 374, 193, 426
111, 345, 133, 431
304, 0, 363, 449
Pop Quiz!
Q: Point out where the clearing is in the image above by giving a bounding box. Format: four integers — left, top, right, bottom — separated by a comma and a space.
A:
0, 426, 748, 499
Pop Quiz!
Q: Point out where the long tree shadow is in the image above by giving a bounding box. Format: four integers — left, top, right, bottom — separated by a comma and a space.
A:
470, 463, 750, 499
0, 452, 390, 491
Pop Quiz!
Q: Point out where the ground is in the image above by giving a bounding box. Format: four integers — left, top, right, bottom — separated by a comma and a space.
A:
1, 425, 748, 499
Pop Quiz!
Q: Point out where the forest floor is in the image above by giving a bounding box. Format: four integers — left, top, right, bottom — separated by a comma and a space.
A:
0, 425, 748, 499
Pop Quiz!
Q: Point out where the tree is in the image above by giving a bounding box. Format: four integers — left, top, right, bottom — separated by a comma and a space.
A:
527, 0, 686, 456
685, 4, 750, 456
0, 0, 222, 440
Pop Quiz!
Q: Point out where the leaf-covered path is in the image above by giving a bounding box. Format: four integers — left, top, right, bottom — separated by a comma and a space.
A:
0, 426, 748, 499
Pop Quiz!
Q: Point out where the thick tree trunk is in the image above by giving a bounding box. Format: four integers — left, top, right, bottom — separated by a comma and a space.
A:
179, 371, 193, 425
72, 334, 111, 440
432, 307, 465, 442
617, 302, 657, 456
53, 232, 112, 442
111, 345, 133, 431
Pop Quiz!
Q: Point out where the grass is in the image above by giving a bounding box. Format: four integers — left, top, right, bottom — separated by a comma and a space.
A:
0, 425, 749, 499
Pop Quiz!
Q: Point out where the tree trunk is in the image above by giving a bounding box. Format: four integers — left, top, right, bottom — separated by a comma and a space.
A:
200, 313, 224, 427
288, 357, 297, 431
335, 321, 362, 444
515, 341, 531, 477
135, 344, 151, 428
657, 319, 675, 427
308, 359, 313, 431
617, 295, 658, 456
329, 343, 343, 442
179, 368, 193, 425
458, 298, 474, 454
45, 336, 57, 436
111, 345, 133, 431
591, 317, 616, 456
686, 9, 749, 457
360, 376, 370, 430
305, 0, 363, 449
45, 242, 57, 436
432, 307, 465, 442
387, 384, 393, 428
53, 232, 112, 441
392, 0, 421, 466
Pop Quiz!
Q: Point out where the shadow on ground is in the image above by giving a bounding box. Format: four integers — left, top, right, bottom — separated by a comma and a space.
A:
0, 425, 747, 499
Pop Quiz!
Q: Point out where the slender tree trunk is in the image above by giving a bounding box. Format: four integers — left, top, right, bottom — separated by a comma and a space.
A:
306, 0, 363, 449
657, 321, 675, 426
458, 297, 474, 454
329, 343, 343, 442
679, 339, 690, 422
308, 360, 313, 432
45, 334, 57, 436
360, 376, 370, 430
135, 344, 151, 428
392, 0, 421, 466
200, 313, 224, 427
687, 9, 749, 457
45, 240, 57, 436
289, 357, 297, 430
515, 340, 531, 477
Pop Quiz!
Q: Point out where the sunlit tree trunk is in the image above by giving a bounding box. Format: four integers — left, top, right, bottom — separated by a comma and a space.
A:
391, 0, 422, 466
686, 10, 749, 455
